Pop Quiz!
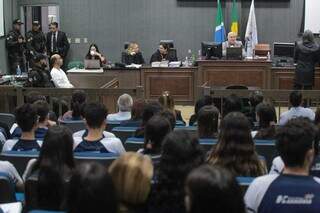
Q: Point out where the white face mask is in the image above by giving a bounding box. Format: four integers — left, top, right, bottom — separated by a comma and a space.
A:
90, 50, 95, 56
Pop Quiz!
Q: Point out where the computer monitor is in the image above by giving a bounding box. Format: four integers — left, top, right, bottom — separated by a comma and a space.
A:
160, 40, 174, 49
273, 42, 295, 58
226, 47, 243, 60
201, 42, 222, 59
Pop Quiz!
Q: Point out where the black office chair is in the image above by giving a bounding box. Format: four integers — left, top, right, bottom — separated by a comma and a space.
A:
0, 113, 16, 130
0, 172, 16, 203
159, 40, 174, 48
74, 152, 119, 168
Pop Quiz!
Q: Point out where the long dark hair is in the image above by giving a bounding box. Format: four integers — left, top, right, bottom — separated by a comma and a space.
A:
70, 90, 87, 118
197, 106, 219, 139
185, 165, 245, 213
255, 102, 277, 140
67, 162, 118, 213
85, 43, 102, 59
149, 131, 204, 213
32, 126, 75, 210
207, 112, 265, 177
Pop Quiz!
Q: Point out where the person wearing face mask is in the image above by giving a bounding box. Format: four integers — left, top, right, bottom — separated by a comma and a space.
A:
26, 54, 54, 88
85, 43, 107, 66
121, 42, 145, 65
150, 42, 178, 64
50, 54, 74, 88
222, 32, 246, 57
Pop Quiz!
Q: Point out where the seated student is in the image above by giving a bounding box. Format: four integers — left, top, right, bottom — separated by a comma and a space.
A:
85, 43, 107, 66
139, 115, 171, 155
23, 126, 75, 211
207, 112, 266, 177
270, 118, 320, 178
73, 103, 125, 154
148, 131, 204, 213
197, 106, 219, 139
245, 118, 320, 213
252, 102, 277, 139
62, 90, 87, 121
66, 162, 118, 213
121, 42, 145, 65
50, 54, 74, 88
279, 90, 315, 125
160, 110, 176, 130
11, 100, 56, 139
0, 160, 24, 192
223, 94, 242, 117
246, 90, 264, 126
134, 102, 163, 138
107, 94, 133, 122
185, 165, 245, 213
222, 32, 246, 58
150, 42, 177, 63
109, 153, 153, 213
120, 99, 145, 127
159, 91, 185, 124
189, 96, 214, 126
3, 104, 41, 152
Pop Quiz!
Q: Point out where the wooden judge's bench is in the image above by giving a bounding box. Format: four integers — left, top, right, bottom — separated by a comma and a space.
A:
67, 60, 320, 105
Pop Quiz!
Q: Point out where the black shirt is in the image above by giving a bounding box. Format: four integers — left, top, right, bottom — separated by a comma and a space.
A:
150, 50, 178, 64
122, 52, 145, 65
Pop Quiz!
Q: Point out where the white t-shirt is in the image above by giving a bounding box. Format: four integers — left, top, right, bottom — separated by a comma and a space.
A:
50, 67, 74, 88
279, 106, 315, 126
106, 111, 131, 122
0, 161, 23, 186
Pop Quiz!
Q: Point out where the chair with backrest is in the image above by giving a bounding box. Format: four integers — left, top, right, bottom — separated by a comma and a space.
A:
111, 126, 138, 143
74, 152, 119, 168
199, 138, 218, 153
254, 139, 276, 171
0, 172, 16, 203
236, 176, 255, 195
125, 137, 144, 152
106, 120, 121, 132
59, 120, 86, 134
0, 113, 15, 130
0, 151, 39, 176
174, 126, 198, 138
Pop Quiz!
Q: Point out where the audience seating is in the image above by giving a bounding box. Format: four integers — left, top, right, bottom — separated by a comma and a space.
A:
175, 120, 186, 127
0, 151, 39, 176
254, 140, 276, 171
0, 172, 16, 203
174, 126, 198, 138
74, 152, 119, 168
124, 137, 144, 151
236, 176, 256, 194
111, 126, 138, 143
59, 120, 86, 133
28, 211, 65, 213
106, 120, 121, 132
0, 113, 15, 130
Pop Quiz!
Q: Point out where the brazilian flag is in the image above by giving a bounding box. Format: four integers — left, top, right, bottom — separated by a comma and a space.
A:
231, 0, 239, 35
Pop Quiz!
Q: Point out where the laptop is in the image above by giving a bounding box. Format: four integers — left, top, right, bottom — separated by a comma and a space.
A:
226, 47, 243, 60
84, 59, 101, 69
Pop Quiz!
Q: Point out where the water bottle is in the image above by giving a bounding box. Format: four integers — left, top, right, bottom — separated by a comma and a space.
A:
187, 49, 192, 66
198, 49, 202, 60
16, 65, 22, 76
267, 51, 271, 61
184, 56, 189, 67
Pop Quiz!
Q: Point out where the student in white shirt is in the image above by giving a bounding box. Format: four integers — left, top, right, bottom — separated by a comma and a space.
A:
50, 54, 74, 88
106, 93, 133, 122
279, 91, 315, 126
3, 104, 42, 152
73, 102, 125, 154
0, 161, 24, 192
245, 118, 320, 213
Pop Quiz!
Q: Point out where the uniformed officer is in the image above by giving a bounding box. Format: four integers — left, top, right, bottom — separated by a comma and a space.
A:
26, 54, 54, 88
6, 19, 26, 75
26, 21, 46, 66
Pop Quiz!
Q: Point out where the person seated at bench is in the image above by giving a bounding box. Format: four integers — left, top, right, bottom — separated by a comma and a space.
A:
11, 100, 56, 139
0, 160, 24, 192
150, 42, 177, 63
109, 153, 153, 213
207, 112, 267, 177
73, 103, 125, 154
120, 99, 145, 127
138, 115, 171, 155
62, 90, 87, 121
23, 125, 75, 210
245, 118, 320, 213
85, 43, 107, 66
50, 54, 74, 88
185, 165, 245, 213
3, 104, 41, 152
66, 162, 118, 213
134, 102, 163, 138
107, 94, 133, 122
121, 42, 145, 65
252, 102, 277, 140
197, 106, 219, 139
159, 91, 185, 125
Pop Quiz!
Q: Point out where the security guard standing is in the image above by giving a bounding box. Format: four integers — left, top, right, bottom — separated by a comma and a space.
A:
6, 19, 26, 75
26, 21, 46, 67
26, 54, 54, 88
